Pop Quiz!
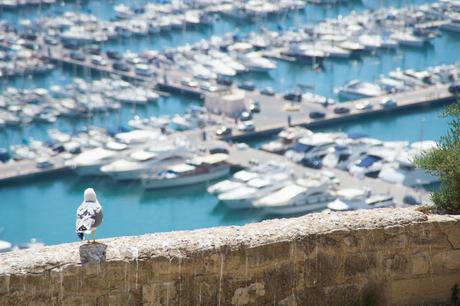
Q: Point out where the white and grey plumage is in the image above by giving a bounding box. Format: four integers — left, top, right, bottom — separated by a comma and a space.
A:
76, 188, 103, 242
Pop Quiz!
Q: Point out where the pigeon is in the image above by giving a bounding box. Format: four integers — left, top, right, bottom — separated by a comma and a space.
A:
76, 188, 103, 243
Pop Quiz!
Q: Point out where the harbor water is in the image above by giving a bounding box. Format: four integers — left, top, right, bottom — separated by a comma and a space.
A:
0, 0, 457, 245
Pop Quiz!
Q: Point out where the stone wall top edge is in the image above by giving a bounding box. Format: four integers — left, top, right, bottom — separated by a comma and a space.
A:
0, 207, 453, 276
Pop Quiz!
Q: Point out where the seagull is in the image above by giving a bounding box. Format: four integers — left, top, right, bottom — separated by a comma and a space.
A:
76, 188, 103, 243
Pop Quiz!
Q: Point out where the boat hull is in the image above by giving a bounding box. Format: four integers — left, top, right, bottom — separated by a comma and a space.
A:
75, 164, 106, 176
142, 166, 230, 189
262, 202, 328, 215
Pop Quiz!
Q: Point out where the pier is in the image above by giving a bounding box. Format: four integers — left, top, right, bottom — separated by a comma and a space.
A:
0, 155, 67, 184
228, 83, 455, 140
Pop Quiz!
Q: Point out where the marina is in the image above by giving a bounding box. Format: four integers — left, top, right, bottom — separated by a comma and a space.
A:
0, 0, 458, 247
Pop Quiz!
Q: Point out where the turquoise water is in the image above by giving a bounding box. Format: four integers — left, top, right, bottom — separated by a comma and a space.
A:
0, 0, 457, 245
0, 173, 260, 245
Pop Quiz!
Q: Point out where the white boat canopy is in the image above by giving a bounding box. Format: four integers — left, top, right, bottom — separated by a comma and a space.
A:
255, 184, 306, 207
233, 170, 258, 182
106, 141, 128, 151
130, 150, 157, 161
169, 163, 196, 173
194, 153, 229, 165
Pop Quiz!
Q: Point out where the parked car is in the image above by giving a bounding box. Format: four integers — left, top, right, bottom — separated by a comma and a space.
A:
91, 55, 108, 66
216, 75, 233, 86
85, 44, 101, 55
309, 111, 326, 119
181, 78, 198, 88
260, 86, 275, 96
106, 50, 122, 60
283, 91, 302, 102
36, 158, 53, 169
43, 36, 59, 46
300, 156, 322, 169
403, 195, 421, 205
69, 51, 85, 61
334, 106, 350, 114
239, 111, 252, 121
355, 101, 373, 110
380, 98, 397, 109
20, 32, 37, 41
112, 61, 130, 72
209, 146, 229, 154
200, 82, 220, 93
448, 82, 460, 94
215, 126, 232, 136
135, 64, 154, 77
238, 121, 256, 132
62, 41, 79, 50
249, 101, 261, 113
238, 81, 256, 91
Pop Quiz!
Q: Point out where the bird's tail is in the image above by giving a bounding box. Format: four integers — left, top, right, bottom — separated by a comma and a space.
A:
76, 217, 93, 240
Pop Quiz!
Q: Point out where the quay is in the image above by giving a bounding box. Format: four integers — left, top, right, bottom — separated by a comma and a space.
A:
228, 83, 455, 140
0, 155, 68, 184
31, 41, 457, 141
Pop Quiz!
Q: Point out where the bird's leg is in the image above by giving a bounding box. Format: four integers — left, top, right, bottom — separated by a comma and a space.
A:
92, 229, 96, 244
86, 234, 90, 244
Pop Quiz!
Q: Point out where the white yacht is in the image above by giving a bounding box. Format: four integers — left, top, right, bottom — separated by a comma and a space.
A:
336, 80, 384, 100
254, 177, 337, 215
69, 141, 128, 176
236, 52, 276, 72
207, 169, 259, 194
261, 127, 314, 154
141, 154, 230, 189
115, 129, 160, 144
391, 31, 425, 47
347, 141, 404, 178
218, 173, 289, 209
378, 141, 439, 186
285, 133, 339, 164
316, 43, 351, 59
207, 161, 291, 195
0, 240, 12, 253
441, 16, 460, 32
100, 142, 189, 180
328, 188, 393, 211
358, 34, 382, 50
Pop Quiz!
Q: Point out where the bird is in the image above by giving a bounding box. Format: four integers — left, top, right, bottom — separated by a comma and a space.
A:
76, 188, 103, 243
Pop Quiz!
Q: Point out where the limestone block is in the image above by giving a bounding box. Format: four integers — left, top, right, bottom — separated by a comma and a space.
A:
433, 250, 460, 271
344, 253, 377, 277
389, 274, 460, 305
79, 243, 107, 264
385, 254, 408, 274
231, 282, 265, 305
442, 223, 460, 249
411, 252, 430, 275
0, 276, 9, 294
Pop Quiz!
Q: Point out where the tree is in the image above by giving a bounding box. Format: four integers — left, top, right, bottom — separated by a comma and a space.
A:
415, 102, 460, 212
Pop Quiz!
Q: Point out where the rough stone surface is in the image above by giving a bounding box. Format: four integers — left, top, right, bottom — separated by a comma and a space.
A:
0, 207, 459, 306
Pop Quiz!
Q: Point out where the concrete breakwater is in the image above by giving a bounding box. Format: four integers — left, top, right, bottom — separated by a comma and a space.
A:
0, 207, 459, 305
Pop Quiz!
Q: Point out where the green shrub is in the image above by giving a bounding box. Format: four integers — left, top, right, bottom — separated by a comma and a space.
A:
415, 102, 460, 212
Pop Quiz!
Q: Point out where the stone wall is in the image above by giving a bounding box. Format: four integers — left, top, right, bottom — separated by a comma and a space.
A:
1, 207, 460, 305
